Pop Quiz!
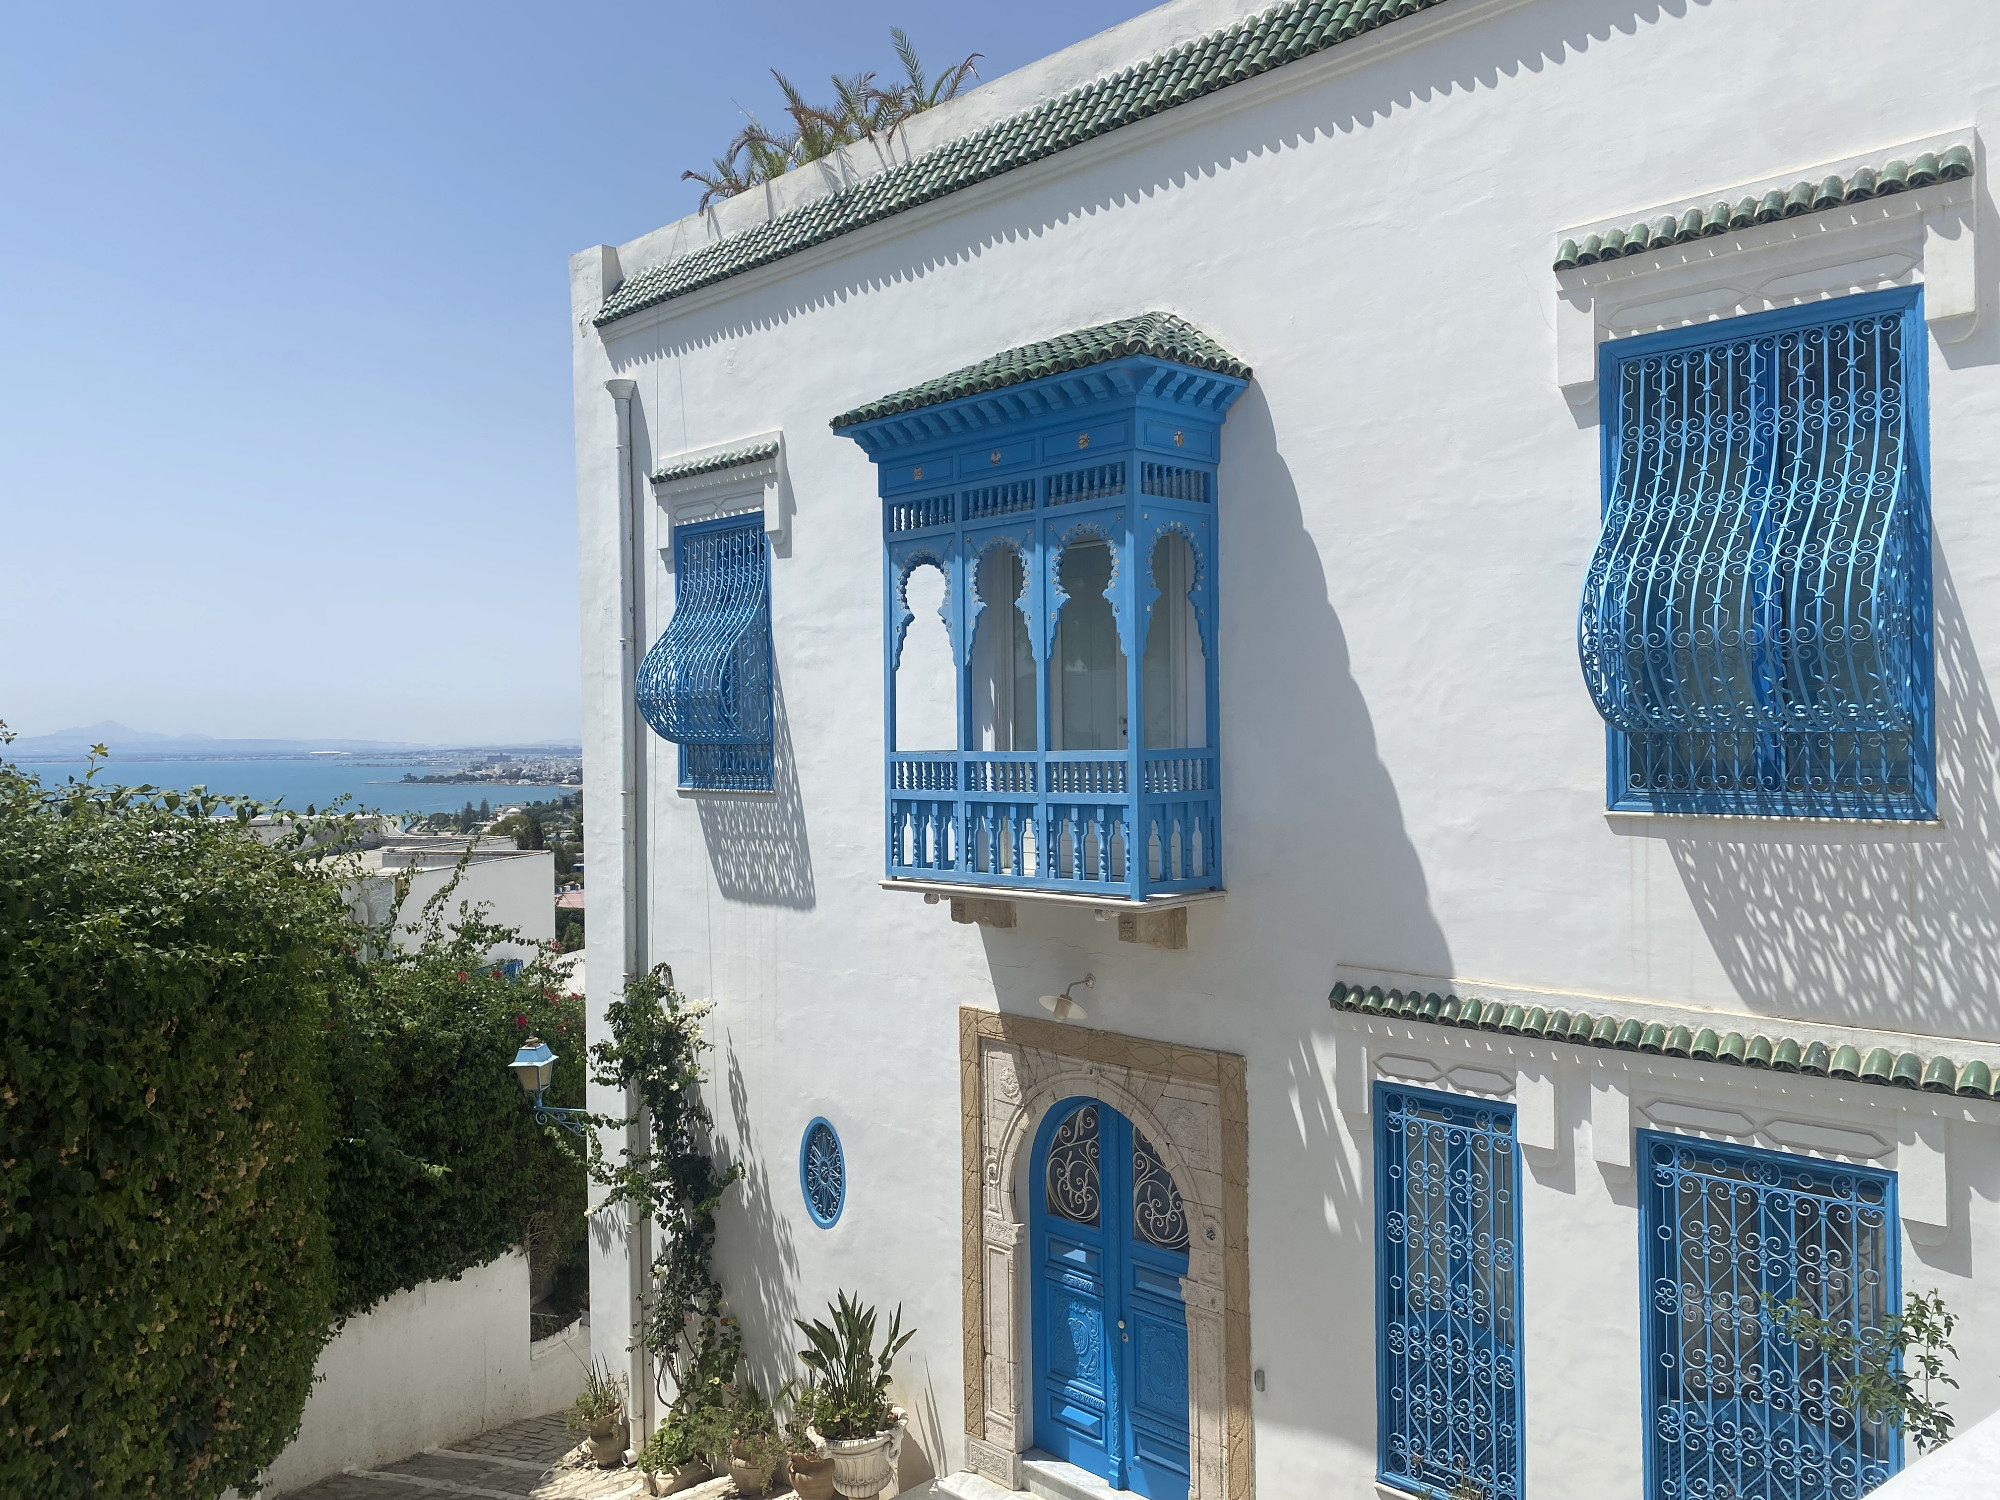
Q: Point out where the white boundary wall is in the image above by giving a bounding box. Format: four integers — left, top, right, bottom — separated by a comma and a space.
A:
258, 1250, 587, 1495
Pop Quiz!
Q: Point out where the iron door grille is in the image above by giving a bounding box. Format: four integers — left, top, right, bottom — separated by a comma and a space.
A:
636, 512, 775, 791
1375, 1084, 1523, 1500
1638, 1133, 1899, 1500
1579, 288, 1932, 818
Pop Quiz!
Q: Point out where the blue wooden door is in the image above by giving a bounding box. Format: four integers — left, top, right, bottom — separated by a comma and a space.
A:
1031, 1099, 1191, 1500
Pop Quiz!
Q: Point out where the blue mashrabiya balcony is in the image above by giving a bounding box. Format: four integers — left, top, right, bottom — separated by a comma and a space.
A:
832, 312, 1250, 903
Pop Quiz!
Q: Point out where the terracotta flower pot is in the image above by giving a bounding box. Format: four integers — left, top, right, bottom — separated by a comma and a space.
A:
645, 1459, 712, 1495
586, 1407, 629, 1468
729, 1453, 770, 1498
788, 1451, 837, 1500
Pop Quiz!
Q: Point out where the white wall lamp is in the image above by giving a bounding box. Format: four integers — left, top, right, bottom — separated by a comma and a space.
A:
1039, 974, 1095, 1023
508, 1036, 589, 1136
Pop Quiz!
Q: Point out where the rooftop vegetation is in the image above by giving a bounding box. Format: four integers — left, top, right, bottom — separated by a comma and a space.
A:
684, 28, 980, 209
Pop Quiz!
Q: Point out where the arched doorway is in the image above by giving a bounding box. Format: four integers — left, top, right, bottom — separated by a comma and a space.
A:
1029, 1097, 1191, 1500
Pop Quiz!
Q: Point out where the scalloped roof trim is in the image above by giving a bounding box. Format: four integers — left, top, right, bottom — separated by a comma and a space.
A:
596, 0, 1452, 327
1554, 143, 1975, 272
650, 440, 780, 485
829, 311, 1251, 430
1330, 981, 1995, 1098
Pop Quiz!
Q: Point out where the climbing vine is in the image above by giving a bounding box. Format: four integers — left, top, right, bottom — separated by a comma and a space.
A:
587, 963, 742, 1451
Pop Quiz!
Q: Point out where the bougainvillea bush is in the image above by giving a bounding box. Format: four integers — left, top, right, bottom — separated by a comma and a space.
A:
0, 745, 587, 1498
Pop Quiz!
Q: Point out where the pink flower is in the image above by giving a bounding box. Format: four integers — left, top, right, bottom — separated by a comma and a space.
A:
515, 1015, 528, 1028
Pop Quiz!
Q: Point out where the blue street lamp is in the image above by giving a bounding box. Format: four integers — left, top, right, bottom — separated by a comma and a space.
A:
509, 1036, 588, 1137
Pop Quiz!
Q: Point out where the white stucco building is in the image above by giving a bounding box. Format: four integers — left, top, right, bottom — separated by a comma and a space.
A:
349, 837, 555, 966
571, 3, 2000, 1497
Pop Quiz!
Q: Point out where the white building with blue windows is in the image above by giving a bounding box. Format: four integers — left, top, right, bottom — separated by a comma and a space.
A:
569, 2, 2000, 1497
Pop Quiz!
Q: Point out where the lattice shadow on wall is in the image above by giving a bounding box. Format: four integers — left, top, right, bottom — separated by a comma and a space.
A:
695, 668, 816, 909
717, 1040, 802, 1397
1667, 555, 2000, 1042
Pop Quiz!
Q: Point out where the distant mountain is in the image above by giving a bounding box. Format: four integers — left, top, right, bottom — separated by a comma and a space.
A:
5, 720, 580, 756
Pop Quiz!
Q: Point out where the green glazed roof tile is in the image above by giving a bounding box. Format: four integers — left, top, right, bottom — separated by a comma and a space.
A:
597, 0, 1452, 326
1553, 140, 1975, 272
649, 439, 780, 485
828, 311, 1250, 429
1328, 981, 2000, 1100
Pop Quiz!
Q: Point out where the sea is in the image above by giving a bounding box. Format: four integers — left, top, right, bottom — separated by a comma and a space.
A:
5, 757, 576, 817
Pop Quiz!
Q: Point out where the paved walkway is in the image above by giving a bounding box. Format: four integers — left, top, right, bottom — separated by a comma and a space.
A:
289, 1412, 649, 1500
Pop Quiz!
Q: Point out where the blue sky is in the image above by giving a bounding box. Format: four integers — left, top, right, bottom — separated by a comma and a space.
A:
0, 1, 1147, 745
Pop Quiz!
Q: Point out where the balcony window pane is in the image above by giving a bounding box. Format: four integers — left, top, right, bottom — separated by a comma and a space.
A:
1052, 540, 1127, 752
1143, 532, 1206, 750
971, 546, 1037, 752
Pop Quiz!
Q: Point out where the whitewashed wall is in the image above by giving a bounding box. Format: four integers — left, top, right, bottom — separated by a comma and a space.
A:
350, 851, 557, 965
258, 1250, 588, 1495
573, 0, 2000, 1493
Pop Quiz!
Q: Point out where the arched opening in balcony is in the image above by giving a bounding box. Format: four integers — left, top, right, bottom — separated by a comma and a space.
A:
1142, 531, 1206, 750
1052, 537, 1127, 753
970, 543, 1037, 752
896, 559, 956, 752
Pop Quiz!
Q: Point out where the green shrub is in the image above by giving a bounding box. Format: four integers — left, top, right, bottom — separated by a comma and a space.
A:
0, 742, 588, 1498
325, 900, 586, 1320
0, 764, 346, 1497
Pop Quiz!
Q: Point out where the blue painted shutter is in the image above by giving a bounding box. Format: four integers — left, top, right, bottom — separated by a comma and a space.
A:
1639, 1134, 1898, 1500
1376, 1084, 1523, 1500
637, 513, 773, 790
1579, 289, 1931, 817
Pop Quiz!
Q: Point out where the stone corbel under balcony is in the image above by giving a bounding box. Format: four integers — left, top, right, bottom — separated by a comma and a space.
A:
1554, 130, 1980, 403
879, 877, 1223, 949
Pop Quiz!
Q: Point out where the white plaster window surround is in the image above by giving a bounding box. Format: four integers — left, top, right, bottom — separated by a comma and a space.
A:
1364, 1046, 1558, 1151
1330, 1005, 1982, 1238
1555, 130, 1980, 401
651, 431, 791, 544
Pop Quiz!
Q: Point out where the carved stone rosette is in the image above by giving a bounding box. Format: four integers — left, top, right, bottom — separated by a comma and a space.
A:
957, 1008, 1252, 1500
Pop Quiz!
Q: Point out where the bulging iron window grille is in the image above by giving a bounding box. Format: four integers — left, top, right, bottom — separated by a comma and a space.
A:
1638, 1133, 1899, 1500
836, 336, 1248, 900
1578, 288, 1933, 818
799, 1117, 844, 1228
636, 512, 774, 792
1375, 1084, 1523, 1500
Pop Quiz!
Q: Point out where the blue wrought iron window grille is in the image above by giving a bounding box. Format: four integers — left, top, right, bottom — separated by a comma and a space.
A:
1375, 1084, 1523, 1500
800, 1117, 845, 1228
838, 351, 1247, 900
636, 512, 774, 791
1579, 288, 1933, 818
1638, 1133, 1899, 1500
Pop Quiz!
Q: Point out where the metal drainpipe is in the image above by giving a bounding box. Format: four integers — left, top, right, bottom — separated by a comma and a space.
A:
604, 377, 655, 1446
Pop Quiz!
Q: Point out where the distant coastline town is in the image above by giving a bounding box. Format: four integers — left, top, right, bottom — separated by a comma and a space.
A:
399, 752, 582, 786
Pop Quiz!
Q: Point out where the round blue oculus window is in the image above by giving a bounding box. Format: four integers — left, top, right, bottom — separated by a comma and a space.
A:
800, 1118, 844, 1228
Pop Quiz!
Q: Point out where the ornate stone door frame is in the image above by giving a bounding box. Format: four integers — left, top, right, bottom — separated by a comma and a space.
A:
958, 1008, 1251, 1500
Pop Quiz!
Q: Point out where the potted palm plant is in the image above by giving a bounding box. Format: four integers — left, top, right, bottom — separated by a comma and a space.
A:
795, 1292, 915, 1500
568, 1360, 629, 1469
781, 1378, 835, 1500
